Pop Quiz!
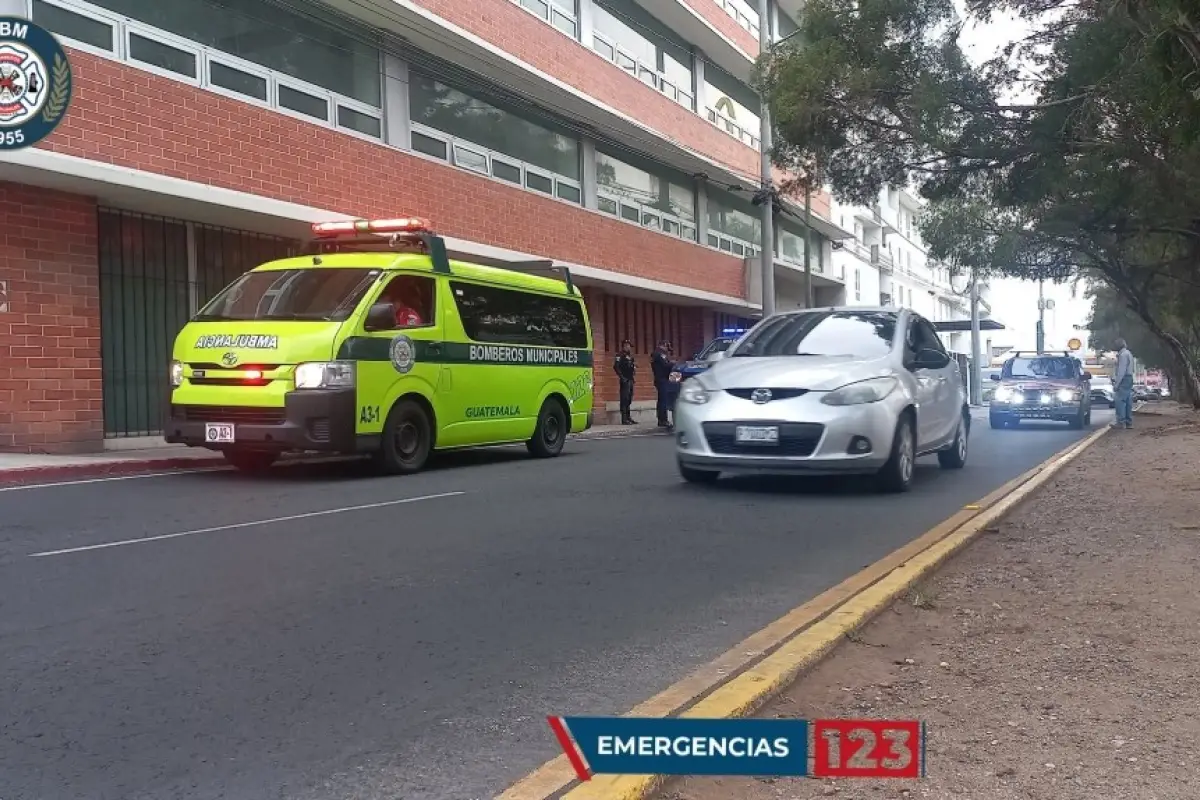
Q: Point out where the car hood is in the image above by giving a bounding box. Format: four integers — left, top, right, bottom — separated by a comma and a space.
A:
700, 355, 893, 391
999, 378, 1077, 391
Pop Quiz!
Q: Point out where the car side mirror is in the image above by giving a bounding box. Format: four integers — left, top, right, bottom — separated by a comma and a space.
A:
990, 374, 1000, 382
364, 302, 397, 331
912, 348, 950, 369
1083, 371, 1093, 380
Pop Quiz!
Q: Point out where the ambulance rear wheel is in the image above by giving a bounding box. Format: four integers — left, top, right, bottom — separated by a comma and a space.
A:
223, 449, 278, 473
527, 399, 567, 458
375, 399, 432, 475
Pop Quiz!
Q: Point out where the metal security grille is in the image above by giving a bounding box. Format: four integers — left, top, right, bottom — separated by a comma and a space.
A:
98, 209, 299, 438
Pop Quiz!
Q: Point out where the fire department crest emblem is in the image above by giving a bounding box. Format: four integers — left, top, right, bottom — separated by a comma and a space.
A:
0, 17, 72, 151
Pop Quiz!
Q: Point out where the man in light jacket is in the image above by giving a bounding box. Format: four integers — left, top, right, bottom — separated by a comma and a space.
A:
1112, 338, 1135, 429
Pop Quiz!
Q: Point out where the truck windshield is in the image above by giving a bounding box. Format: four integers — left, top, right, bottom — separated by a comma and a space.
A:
195, 268, 381, 322
1004, 357, 1076, 380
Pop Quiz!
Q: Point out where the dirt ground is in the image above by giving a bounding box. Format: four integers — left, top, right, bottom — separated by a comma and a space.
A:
670, 404, 1200, 800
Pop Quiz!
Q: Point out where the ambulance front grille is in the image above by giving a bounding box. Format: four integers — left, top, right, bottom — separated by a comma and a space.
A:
172, 405, 286, 424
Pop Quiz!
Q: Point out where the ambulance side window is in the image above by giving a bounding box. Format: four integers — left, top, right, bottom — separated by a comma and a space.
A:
378, 275, 436, 328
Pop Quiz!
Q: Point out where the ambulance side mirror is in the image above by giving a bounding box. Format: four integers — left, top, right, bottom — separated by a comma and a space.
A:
364, 302, 397, 331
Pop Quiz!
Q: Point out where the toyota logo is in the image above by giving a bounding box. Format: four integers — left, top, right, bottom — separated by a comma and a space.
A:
750, 388, 773, 404
221, 351, 239, 367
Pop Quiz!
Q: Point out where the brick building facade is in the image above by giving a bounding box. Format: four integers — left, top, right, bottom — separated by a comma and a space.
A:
0, 0, 850, 453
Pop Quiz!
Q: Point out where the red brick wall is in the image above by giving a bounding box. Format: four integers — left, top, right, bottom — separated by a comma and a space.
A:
684, 0, 759, 55
413, 0, 761, 181
0, 183, 103, 454
42, 49, 746, 299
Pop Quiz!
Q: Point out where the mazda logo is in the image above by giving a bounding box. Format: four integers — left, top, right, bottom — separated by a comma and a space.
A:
221, 351, 239, 367
750, 388, 773, 404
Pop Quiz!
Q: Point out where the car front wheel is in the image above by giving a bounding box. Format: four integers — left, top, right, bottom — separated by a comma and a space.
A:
938, 412, 969, 469
876, 415, 916, 493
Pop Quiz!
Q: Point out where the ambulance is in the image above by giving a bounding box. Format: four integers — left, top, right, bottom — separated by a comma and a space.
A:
165, 217, 594, 474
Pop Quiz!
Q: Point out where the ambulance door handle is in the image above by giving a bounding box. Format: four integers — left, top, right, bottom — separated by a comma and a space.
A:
425, 342, 442, 356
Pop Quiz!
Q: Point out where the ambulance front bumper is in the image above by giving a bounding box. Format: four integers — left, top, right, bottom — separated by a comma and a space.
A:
164, 389, 360, 453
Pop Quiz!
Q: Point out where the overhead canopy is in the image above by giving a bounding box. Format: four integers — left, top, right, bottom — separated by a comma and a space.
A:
932, 319, 1006, 332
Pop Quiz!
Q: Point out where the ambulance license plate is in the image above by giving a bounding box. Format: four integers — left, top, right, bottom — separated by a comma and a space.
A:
205, 423, 235, 443
735, 425, 779, 444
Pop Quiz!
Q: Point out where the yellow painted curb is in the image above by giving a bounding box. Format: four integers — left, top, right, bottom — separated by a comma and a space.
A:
497, 425, 1110, 800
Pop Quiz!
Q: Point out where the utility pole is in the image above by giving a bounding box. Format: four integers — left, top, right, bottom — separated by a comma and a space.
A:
757, 0, 775, 317
1036, 278, 1046, 353
969, 269, 982, 406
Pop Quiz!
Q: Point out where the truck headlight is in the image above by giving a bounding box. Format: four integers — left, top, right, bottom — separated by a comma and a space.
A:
821, 376, 898, 406
994, 387, 1013, 402
1056, 389, 1074, 402
170, 360, 184, 387
294, 361, 356, 389
680, 380, 712, 405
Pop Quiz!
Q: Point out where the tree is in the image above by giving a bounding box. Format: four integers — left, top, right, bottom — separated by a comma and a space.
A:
757, 0, 1200, 405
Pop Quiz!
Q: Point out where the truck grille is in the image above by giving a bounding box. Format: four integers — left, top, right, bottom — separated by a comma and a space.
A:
702, 422, 824, 457
171, 405, 286, 424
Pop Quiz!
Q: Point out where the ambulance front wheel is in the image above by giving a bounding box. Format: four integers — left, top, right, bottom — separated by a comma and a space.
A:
527, 398, 567, 458
375, 399, 433, 475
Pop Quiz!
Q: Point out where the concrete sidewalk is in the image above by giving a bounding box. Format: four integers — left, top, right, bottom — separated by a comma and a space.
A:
0, 422, 668, 484
670, 403, 1200, 800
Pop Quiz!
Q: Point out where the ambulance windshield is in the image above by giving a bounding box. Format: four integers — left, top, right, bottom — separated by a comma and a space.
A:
195, 268, 380, 322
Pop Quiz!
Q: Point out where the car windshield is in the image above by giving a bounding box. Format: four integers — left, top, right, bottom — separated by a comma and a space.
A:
1004, 356, 1076, 380
729, 310, 897, 359
697, 338, 734, 359
195, 268, 381, 322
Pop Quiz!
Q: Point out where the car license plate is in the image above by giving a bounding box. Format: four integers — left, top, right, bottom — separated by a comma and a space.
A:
205, 423, 235, 443
735, 425, 779, 444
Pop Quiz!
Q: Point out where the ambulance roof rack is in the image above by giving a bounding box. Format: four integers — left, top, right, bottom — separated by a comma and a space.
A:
310, 218, 451, 275
496, 259, 577, 295
1009, 350, 1073, 358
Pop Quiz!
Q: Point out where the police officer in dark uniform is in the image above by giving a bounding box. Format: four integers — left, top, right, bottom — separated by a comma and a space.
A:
650, 339, 674, 429
613, 338, 637, 425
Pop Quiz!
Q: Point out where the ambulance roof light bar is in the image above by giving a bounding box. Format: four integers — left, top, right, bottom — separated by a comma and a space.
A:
309, 217, 451, 274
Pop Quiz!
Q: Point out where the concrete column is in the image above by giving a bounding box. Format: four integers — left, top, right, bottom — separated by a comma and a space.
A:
693, 50, 707, 114
769, 0, 780, 40
581, 137, 598, 209
695, 180, 709, 246
577, 0, 595, 46
382, 47, 410, 149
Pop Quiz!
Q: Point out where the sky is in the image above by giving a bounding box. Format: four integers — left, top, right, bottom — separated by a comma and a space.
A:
954, 5, 1093, 352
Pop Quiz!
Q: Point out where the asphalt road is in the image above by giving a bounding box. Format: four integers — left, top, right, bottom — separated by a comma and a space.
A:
0, 411, 1108, 800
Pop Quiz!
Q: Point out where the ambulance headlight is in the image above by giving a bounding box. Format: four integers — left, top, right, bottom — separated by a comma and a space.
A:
170, 360, 184, 387
294, 361, 356, 389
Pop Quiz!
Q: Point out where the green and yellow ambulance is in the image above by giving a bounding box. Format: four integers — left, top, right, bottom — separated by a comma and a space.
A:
165, 217, 594, 473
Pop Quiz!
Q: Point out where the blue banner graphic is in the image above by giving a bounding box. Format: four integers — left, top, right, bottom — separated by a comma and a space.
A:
559, 716, 810, 777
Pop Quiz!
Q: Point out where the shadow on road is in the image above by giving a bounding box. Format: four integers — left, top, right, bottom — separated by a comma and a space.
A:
674, 464, 944, 496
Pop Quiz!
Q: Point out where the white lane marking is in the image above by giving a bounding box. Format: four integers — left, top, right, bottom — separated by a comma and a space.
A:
27, 491, 466, 558
0, 466, 227, 493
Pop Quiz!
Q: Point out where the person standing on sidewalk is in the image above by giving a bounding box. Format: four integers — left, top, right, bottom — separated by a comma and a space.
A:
613, 339, 637, 425
1112, 338, 1135, 429
650, 339, 674, 429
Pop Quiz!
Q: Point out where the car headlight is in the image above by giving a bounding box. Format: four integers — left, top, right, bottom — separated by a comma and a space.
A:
1056, 389, 1075, 402
170, 360, 184, 387
821, 376, 898, 406
679, 380, 712, 405
993, 387, 1013, 402
294, 361, 356, 389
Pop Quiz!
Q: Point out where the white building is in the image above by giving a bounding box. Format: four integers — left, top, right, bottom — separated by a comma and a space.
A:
829, 186, 995, 358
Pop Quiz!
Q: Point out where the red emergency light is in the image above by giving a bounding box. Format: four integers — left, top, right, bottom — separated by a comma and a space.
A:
311, 217, 432, 237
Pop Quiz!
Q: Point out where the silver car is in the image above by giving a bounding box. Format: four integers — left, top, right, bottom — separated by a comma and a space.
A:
673, 307, 970, 492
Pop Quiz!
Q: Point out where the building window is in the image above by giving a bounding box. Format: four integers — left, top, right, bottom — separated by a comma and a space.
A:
408, 73, 582, 203
707, 189, 760, 257
84, 0, 382, 105
450, 281, 589, 349
595, 150, 696, 241
777, 8, 799, 40
511, 0, 579, 39
38, 0, 383, 139
715, 0, 760, 38
704, 62, 761, 149
855, 269, 861, 301
779, 227, 806, 267
591, 0, 694, 110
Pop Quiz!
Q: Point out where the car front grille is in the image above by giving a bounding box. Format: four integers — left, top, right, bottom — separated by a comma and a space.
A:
723, 388, 810, 401
702, 422, 824, 457
172, 405, 286, 424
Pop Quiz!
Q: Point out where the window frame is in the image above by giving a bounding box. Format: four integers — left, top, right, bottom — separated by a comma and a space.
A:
31, 0, 120, 57
375, 273, 439, 331
509, 0, 579, 40
409, 121, 584, 208
591, 30, 695, 112
124, 23, 202, 84
595, 186, 697, 243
